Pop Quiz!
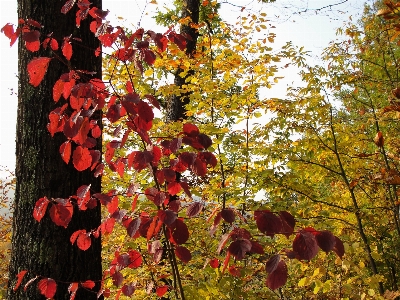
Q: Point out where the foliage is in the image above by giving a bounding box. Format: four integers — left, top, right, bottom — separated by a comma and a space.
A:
6, 0, 400, 299
0, 169, 13, 298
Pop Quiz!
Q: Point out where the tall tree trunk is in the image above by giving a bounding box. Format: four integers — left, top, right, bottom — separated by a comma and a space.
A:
7, 1, 103, 299
166, 0, 200, 122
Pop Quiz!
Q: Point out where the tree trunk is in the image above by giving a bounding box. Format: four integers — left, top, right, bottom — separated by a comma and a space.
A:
7, 1, 103, 299
166, 0, 200, 122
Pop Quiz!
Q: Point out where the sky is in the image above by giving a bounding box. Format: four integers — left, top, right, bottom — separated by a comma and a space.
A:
0, 0, 368, 175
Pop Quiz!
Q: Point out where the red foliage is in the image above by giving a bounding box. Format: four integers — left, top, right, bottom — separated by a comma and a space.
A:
37, 278, 57, 298
3, 5, 346, 297
27, 57, 52, 87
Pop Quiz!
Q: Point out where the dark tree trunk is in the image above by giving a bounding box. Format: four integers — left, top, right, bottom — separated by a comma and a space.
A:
166, 0, 200, 122
7, 1, 103, 299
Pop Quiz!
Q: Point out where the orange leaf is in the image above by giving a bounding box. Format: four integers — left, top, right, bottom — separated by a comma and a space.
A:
374, 131, 384, 147
147, 216, 158, 241
77, 231, 92, 251
81, 280, 95, 289
73, 146, 92, 171
27, 57, 52, 87
62, 41, 73, 60
156, 286, 168, 297
14, 270, 28, 291
60, 141, 72, 164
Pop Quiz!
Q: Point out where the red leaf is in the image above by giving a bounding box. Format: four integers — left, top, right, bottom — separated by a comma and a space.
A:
77, 231, 91, 250
175, 246, 192, 263
50, 38, 59, 50
49, 203, 73, 228
14, 270, 28, 291
62, 40, 73, 60
112, 272, 123, 287
168, 31, 187, 51
279, 211, 296, 237
72, 146, 92, 171
60, 141, 72, 164
227, 239, 252, 260
186, 201, 203, 217
292, 230, 319, 261
61, 0, 76, 14
128, 250, 142, 268
33, 197, 50, 222
127, 217, 141, 238
107, 196, 119, 214
144, 94, 161, 109
81, 280, 95, 289
1, 23, 19, 46
122, 284, 135, 296
156, 286, 168, 297
70, 230, 85, 245
23, 30, 40, 52
68, 282, 78, 299
38, 278, 57, 298
266, 260, 288, 290
147, 216, 158, 241
137, 101, 154, 122
228, 265, 241, 277
315, 230, 336, 253
217, 232, 232, 254
27, 57, 52, 87
209, 258, 219, 268
183, 123, 199, 137
150, 240, 163, 264
167, 181, 181, 196
169, 219, 189, 245
192, 158, 207, 176
333, 236, 345, 258
101, 218, 115, 234
221, 208, 235, 223
255, 210, 282, 237
142, 49, 156, 65
91, 125, 102, 139
76, 184, 91, 210
222, 251, 231, 274
158, 210, 177, 226
53, 79, 65, 102
265, 254, 281, 273
250, 240, 264, 254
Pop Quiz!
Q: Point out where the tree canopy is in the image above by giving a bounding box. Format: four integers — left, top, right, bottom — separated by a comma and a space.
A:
2, 0, 400, 299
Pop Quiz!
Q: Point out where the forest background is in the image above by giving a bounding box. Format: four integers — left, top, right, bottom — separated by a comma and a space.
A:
2, 0, 400, 299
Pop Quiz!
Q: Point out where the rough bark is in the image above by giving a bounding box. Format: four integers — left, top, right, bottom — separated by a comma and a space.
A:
7, 1, 103, 299
166, 0, 200, 122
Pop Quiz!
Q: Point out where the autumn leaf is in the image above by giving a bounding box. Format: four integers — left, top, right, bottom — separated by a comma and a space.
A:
37, 278, 57, 298
266, 261, 288, 290
14, 270, 28, 291
49, 202, 73, 228
72, 146, 92, 171
156, 286, 168, 297
175, 246, 192, 263
60, 141, 72, 164
33, 197, 50, 222
292, 230, 319, 261
27, 57, 52, 87
374, 131, 384, 147
62, 40, 73, 60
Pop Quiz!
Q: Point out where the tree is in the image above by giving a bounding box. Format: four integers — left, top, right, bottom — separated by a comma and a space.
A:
5, 1, 102, 299
3, 1, 347, 299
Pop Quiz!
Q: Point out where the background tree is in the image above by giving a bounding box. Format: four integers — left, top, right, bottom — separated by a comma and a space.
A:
6, 1, 103, 299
